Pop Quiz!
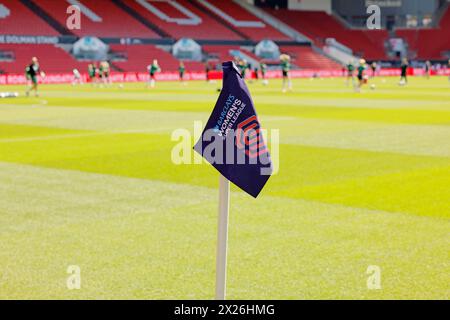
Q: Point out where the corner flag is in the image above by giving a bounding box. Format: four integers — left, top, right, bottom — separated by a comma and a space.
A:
194, 61, 273, 300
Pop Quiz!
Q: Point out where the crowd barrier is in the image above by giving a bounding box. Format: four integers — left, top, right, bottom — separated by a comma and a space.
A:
0, 68, 448, 85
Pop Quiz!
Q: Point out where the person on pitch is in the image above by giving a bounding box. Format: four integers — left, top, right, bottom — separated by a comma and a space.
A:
178, 61, 186, 83
25, 57, 45, 97
99, 61, 111, 86
260, 62, 268, 85
371, 61, 377, 78
87, 63, 97, 85
238, 59, 249, 79
346, 60, 355, 86
399, 58, 409, 85
424, 60, 432, 79
72, 68, 83, 85
253, 65, 259, 82
355, 58, 367, 92
280, 53, 292, 92
147, 59, 161, 88
205, 62, 211, 82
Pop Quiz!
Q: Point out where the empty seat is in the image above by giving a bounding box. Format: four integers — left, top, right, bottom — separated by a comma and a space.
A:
0, 0, 59, 35
266, 9, 388, 60
197, 0, 290, 41
123, 0, 241, 40
0, 44, 90, 73
110, 44, 204, 72
397, 7, 450, 59
33, 0, 158, 38
280, 46, 341, 69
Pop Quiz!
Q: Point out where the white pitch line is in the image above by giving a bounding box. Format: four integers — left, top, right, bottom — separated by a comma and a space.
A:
0, 127, 176, 143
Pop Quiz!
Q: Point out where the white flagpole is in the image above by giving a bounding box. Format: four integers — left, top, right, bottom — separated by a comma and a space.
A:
215, 174, 230, 300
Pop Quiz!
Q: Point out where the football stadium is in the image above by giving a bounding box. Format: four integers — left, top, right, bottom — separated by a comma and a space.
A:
0, 0, 449, 302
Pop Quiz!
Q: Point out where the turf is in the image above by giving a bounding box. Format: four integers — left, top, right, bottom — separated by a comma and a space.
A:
0, 77, 449, 299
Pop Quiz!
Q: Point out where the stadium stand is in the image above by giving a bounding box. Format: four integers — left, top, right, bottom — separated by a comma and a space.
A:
195, 0, 290, 41
202, 44, 341, 70
0, 44, 88, 73
0, 43, 206, 74
0, 0, 59, 36
239, 47, 263, 61
280, 46, 341, 69
265, 9, 389, 60
122, 0, 242, 40
4, 0, 445, 76
32, 0, 159, 38
202, 45, 242, 63
109, 44, 204, 72
396, 7, 450, 59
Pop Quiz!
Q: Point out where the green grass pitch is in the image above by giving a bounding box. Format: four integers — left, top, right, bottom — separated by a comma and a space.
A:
0, 77, 449, 299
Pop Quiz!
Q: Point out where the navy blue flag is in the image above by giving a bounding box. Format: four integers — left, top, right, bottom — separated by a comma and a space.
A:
194, 61, 272, 197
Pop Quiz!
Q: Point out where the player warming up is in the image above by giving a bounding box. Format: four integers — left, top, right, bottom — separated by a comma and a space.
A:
371, 62, 377, 78
260, 62, 268, 85
399, 58, 408, 86
87, 64, 97, 85
72, 69, 83, 85
355, 59, 367, 93
147, 59, 161, 88
238, 59, 249, 80
25, 57, 45, 97
178, 62, 186, 84
99, 61, 111, 86
280, 54, 292, 93
346, 60, 355, 86
424, 61, 432, 79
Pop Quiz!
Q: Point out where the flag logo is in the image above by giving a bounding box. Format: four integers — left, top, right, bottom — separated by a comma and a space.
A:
236, 115, 269, 159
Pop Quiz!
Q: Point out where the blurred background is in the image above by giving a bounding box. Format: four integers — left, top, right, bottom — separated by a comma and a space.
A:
0, 0, 448, 76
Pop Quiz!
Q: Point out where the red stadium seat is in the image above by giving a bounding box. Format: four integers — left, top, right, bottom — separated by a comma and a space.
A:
397, 7, 450, 60
203, 45, 263, 65
266, 9, 388, 60
197, 0, 290, 41
202, 45, 340, 70
109, 44, 204, 72
0, 44, 90, 73
202, 45, 241, 62
280, 46, 341, 69
0, 43, 204, 74
32, 0, 159, 38
122, 0, 241, 40
0, 0, 58, 35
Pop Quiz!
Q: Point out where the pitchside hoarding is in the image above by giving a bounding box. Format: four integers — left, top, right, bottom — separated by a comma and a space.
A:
0, 68, 447, 85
